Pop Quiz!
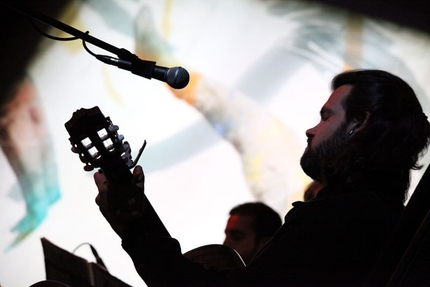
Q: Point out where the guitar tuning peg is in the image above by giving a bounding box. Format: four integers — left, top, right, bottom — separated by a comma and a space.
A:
71, 146, 80, 153
118, 134, 124, 141
84, 164, 94, 171
108, 125, 119, 133
79, 155, 89, 164
121, 142, 130, 152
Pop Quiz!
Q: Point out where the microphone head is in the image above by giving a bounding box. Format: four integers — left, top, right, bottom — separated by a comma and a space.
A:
166, 67, 190, 89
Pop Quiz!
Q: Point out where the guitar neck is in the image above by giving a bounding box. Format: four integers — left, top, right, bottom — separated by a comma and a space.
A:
102, 164, 170, 238
142, 195, 170, 237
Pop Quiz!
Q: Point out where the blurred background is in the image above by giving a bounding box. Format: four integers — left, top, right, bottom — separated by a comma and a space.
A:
1, 0, 430, 286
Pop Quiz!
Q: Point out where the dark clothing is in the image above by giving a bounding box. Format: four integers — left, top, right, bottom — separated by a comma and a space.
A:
122, 184, 403, 286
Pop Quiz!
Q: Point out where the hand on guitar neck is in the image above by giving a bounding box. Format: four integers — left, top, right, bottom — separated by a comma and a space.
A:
94, 165, 145, 238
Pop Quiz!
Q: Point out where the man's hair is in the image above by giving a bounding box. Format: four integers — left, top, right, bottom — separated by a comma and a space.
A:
230, 202, 282, 242
329, 69, 430, 202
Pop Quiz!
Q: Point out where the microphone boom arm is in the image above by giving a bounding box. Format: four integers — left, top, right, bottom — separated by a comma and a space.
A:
3, 2, 123, 57
1, 2, 189, 88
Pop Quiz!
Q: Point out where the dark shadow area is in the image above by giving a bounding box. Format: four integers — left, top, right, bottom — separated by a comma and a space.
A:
314, 0, 430, 35
0, 0, 70, 100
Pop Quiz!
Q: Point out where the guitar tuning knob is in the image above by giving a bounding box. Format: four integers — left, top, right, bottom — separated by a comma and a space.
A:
79, 155, 89, 164
84, 164, 94, 171
121, 142, 131, 153
71, 146, 80, 153
108, 125, 119, 133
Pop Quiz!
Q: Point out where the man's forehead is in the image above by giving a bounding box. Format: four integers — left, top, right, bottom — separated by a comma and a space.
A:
322, 85, 352, 111
227, 214, 254, 228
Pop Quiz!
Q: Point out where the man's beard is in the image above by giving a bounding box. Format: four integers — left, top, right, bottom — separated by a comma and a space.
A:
300, 121, 350, 185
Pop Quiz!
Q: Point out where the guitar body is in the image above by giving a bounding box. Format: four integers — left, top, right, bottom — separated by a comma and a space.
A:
184, 244, 245, 270
30, 281, 70, 287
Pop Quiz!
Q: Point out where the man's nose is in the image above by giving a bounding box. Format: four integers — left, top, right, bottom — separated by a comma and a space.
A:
223, 237, 228, 245
306, 126, 316, 138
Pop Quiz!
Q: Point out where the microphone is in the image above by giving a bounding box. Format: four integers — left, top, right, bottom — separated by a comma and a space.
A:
96, 55, 190, 89
0, 3, 190, 88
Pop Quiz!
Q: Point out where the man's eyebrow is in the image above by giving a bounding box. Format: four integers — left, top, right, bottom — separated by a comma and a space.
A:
320, 107, 332, 117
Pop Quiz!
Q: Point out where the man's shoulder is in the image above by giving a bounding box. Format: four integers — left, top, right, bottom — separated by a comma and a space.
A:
286, 190, 402, 227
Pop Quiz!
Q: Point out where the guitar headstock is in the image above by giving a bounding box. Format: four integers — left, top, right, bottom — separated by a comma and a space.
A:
65, 106, 145, 184
66, 107, 170, 237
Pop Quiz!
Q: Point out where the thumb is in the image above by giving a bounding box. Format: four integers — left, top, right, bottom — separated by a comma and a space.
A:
132, 165, 144, 189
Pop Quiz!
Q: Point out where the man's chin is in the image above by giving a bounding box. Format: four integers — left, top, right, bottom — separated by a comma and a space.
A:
301, 147, 312, 162
300, 153, 318, 180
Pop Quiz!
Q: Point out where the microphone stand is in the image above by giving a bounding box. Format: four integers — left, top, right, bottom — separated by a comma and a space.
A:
1, 2, 157, 79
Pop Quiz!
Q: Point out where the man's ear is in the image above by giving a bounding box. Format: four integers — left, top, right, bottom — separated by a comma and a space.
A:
348, 112, 371, 136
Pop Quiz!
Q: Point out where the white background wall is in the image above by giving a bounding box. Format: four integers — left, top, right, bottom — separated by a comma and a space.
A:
1, 0, 430, 286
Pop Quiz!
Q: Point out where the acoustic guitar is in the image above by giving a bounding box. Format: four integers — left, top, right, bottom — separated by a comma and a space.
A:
64, 106, 245, 272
